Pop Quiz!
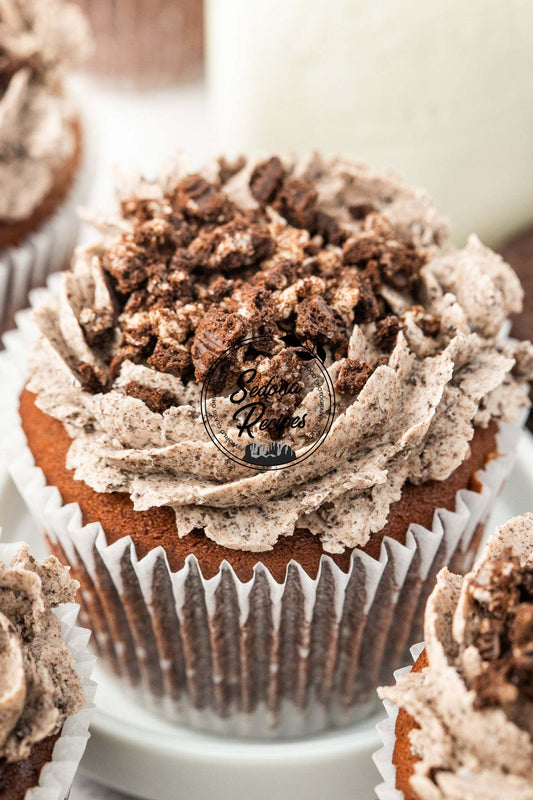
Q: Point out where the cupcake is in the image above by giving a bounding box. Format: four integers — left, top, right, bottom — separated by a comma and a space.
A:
75, 0, 203, 87
0, 0, 92, 332
0, 542, 94, 799
376, 513, 533, 800
2, 152, 533, 736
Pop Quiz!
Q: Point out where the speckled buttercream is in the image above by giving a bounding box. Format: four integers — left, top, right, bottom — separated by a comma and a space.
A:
379, 514, 533, 800
0, 545, 84, 763
27, 153, 533, 553
0, 0, 91, 222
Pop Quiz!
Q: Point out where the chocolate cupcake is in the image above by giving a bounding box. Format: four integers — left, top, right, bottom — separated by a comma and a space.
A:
376, 513, 533, 800
0, 542, 94, 800
0, 0, 92, 332
2, 153, 533, 736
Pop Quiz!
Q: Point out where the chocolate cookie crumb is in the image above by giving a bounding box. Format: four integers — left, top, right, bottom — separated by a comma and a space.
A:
375, 316, 402, 351
125, 381, 179, 414
335, 359, 374, 396
77, 362, 107, 394
274, 178, 317, 230
249, 157, 285, 205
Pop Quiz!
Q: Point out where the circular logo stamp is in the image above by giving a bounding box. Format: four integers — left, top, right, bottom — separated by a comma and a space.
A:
200, 336, 335, 470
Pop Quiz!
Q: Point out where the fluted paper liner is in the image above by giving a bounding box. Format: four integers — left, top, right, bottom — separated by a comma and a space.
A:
0, 543, 96, 800
0, 294, 525, 736
373, 642, 425, 800
0, 115, 92, 336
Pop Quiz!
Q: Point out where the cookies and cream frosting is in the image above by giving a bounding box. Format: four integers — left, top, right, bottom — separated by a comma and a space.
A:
27, 153, 533, 553
0, 0, 90, 222
379, 514, 533, 800
0, 545, 84, 762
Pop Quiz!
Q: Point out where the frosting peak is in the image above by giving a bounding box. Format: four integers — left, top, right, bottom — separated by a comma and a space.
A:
380, 514, 533, 800
0, 545, 84, 763
28, 153, 533, 553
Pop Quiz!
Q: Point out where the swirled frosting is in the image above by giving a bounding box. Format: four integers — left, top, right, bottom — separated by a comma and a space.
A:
379, 514, 533, 800
28, 153, 533, 553
0, 0, 91, 222
0, 545, 84, 763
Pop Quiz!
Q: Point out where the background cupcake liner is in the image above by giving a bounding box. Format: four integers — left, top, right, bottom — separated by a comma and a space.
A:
0, 114, 93, 337
75, 0, 204, 87
373, 642, 425, 800
0, 542, 96, 800
0, 298, 525, 737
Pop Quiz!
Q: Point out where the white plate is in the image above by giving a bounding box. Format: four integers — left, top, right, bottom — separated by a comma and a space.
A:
1, 431, 533, 800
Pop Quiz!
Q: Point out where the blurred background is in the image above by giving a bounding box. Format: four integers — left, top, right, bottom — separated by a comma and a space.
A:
72, 0, 533, 251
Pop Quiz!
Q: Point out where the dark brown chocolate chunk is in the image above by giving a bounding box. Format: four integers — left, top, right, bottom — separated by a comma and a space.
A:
147, 340, 192, 380
314, 211, 346, 246
103, 237, 149, 293
295, 295, 347, 352
79, 307, 115, 349
349, 203, 376, 221
274, 178, 318, 230
191, 310, 250, 382
125, 381, 179, 414
190, 217, 274, 271
343, 231, 382, 265
374, 315, 402, 351
173, 175, 234, 223
335, 359, 374, 397
77, 362, 107, 394
353, 274, 381, 324
249, 157, 285, 205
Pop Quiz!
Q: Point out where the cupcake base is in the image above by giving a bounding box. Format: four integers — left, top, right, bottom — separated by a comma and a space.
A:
0, 119, 82, 251
12, 386, 517, 737
19, 388, 498, 581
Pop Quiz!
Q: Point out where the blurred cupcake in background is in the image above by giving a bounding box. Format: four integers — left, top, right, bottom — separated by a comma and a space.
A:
0, 0, 92, 334
0, 542, 94, 800
376, 513, 533, 800
75, 0, 204, 87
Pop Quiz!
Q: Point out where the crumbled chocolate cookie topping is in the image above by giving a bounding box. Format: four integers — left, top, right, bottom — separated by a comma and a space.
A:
470, 551, 533, 709
77, 160, 432, 418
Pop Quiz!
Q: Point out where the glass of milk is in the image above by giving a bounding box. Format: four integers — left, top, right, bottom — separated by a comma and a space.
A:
207, 0, 533, 246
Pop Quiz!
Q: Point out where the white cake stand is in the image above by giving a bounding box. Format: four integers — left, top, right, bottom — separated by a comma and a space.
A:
1, 432, 532, 800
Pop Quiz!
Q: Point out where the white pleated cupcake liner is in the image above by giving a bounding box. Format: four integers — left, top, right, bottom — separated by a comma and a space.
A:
373, 642, 425, 800
0, 294, 525, 737
0, 542, 96, 800
0, 118, 92, 337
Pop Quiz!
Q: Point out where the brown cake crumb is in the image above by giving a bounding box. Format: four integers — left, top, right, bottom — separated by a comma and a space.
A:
79, 307, 115, 348
125, 381, 178, 414
335, 359, 374, 396
77, 362, 106, 394
191, 310, 249, 382
147, 339, 192, 379
375, 315, 403, 350
273, 178, 318, 229
249, 157, 285, 205
172, 174, 234, 223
